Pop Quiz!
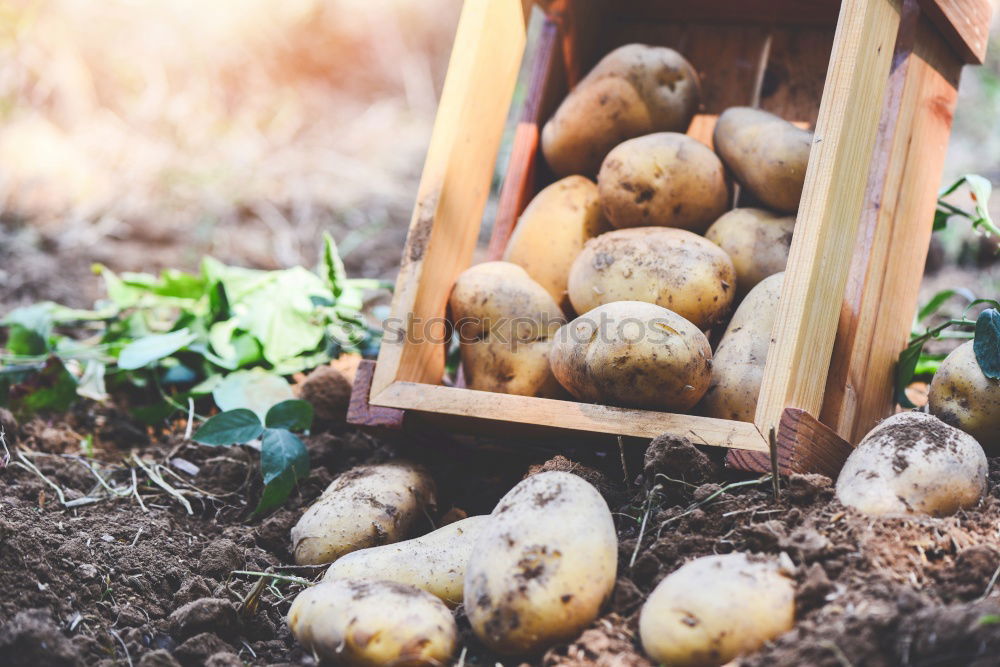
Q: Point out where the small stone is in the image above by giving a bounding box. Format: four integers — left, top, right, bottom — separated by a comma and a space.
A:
78, 563, 98, 580
298, 365, 352, 422
137, 650, 181, 667
168, 598, 239, 640
198, 539, 243, 580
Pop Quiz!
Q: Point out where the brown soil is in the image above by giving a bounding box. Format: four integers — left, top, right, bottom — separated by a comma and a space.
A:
4, 400, 1000, 665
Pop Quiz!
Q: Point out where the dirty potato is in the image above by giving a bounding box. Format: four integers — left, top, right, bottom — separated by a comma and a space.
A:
541, 44, 700, 177
288, 578, 456, 666
928, 340, 1000, 454
449, 261, 566, 397
836, 412, 987, 517
704, 208, 795, 296
598, 132, 729, 233
549, 301, 712, 411
700, 273, 783, 421
639, 553, 795, 667
713, 107, 813, 213
323, 515, 490, 607
567, 227, 736, 329
464, 471, 617, 655
290, 461, 437, 565
502, 176, 610, 310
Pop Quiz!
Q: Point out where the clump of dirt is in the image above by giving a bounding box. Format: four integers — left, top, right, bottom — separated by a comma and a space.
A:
297, 365, 352, 422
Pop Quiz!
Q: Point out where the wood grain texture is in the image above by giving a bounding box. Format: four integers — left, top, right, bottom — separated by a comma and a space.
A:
917, 0, 992, 64
370, 382, 770, 452
371, 0, 526, 396
760, 26, 836, 128
536, 0, 607, 85
821, 0, 962, 443
754, 0, 902, 441
608, 0, 841, 25
347, 360, 406, 429
726, 408, 854, 477
487, 18, 563, 261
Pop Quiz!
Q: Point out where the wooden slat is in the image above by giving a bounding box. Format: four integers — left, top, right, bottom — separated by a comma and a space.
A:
821, 0, 963, 443
537, 0, 607, 85
486, 19, 564, 260
371, 382, 770, 452
347, 360, 405, 429
609, 0, 842, 26
759, 26, 836, 128
726, 408, 854, 477
754, 0, 902, 439
371, 0, 527, 396
917, 0, 992, 64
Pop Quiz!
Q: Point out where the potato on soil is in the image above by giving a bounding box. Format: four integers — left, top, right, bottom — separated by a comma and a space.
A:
288, 578, 456, 666
541, 44, 700, 177
836, 411, 986, 517
639, 553, 795, 667
700, 273, 783, 422
567, 227, 736, 329
449, 261, 565, 397
464, 471, 617, 655
713, 107, 813, 213
502, 176, 610, 309
549, 301, 712, 411
323, 515, 489, 606
290, 461, 437, 565
704, 208, 794, 297
598, 132, 729, 233
928, 340, 1000, 454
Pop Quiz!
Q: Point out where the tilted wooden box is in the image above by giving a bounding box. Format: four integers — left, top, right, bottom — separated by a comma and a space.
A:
349, 0, 992, 477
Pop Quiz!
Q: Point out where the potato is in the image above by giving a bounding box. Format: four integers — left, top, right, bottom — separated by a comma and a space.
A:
639, 553, 795, 667
449, 261, 565, 397
291, 461, 437, 565
503, 176, 610, 309
713, 107, 813, 213
464, 471, 617, 655
323, 515, 490, 606
704, 208, 794, 296
549, 301, 712, 411
541, 44, 700, 177
567, 227, 736, 329
700, 273, 783, 421
288, 578, 456, 667
836, 412, 987, 517
928, 341, 1000, 454
598, 132, 729, 233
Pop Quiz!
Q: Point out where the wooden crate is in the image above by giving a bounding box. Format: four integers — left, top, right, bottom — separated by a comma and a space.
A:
349, 0, 992, 478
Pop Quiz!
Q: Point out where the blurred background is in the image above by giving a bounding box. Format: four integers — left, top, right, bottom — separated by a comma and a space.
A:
0, 0, 997, 311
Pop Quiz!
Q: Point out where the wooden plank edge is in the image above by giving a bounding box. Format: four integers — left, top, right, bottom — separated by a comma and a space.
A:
917, 0, 992, 64
347, 360, 406, 429
370, 381, 769, 452
727, 408, 854, 478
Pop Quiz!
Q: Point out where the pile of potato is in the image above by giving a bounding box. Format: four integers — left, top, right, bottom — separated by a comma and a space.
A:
451, 43, 814, 422
286, 463, 618, 664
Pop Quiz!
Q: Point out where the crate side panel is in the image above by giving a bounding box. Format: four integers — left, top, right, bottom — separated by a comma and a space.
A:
760, 26, 837, 129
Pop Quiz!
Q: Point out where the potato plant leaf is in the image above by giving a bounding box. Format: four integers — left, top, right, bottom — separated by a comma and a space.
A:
265, 399, 314, 432
193, 408, 263, 446
118, 329, 197, 370
254, 428, 309, 515
894, 340, 924, 409
974, 309, 1000, 380
5, 357, 78, 416
212, 369, 294, 421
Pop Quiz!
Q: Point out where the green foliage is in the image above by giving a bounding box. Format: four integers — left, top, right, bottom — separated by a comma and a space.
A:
193, 399, 313, 514
935, 174, 1000, 239
0, 232, 385, 420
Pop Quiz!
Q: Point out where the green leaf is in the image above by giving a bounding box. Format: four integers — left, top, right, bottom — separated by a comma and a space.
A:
918, 288, 976, 322
212, 368, 294, 421
322, 232, 347, 299
6, 357, 78, 415
1, 304, 54, 355
974, 308, 1000, 380
76, 360, 108, 401
895, 340, 924, 408
193, 409, 263, 445
979, 615, 1000, 626
265, 399, 314, 431
118, 329, 197, 370
253, 428, 309, 515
